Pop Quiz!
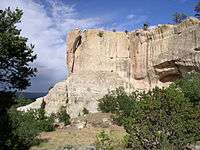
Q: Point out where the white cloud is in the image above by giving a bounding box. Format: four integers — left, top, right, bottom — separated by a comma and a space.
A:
109, 14, 148, 31
126, 14, 148, 24
126, 14, 135, 20
0, 0, 104, 92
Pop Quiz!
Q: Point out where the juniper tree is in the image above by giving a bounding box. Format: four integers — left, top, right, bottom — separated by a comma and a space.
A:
194, 1, 200, 19
172, 12, 187, 24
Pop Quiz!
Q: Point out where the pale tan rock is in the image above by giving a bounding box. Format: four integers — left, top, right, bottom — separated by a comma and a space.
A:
43, 81, 68, 115
17, 97, 44, 112
19, 17, 200, 118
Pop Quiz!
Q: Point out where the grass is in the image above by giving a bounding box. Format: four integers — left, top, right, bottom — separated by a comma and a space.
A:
31, 113, 126, 150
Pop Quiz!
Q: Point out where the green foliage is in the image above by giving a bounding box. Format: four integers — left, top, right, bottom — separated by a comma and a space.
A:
172, 12, 187, 24
0, 91, 15, 109
112, 29, 116, 32
7, 108, 54, 149
98, 87, 135, 124
194, 1, 200, 19
82, 107, 89, 115
48, 86, 54, 91
97, 31, 103, 37
0, 91, 15, 150
143, 22, 149, 30
96, 131, 114, 150
14, 97, 32, 108
98, 84, 200, 149
0, 7, 37, 91
175, 72, 200, 105
124, 86, 199, 149
0, 7, 37, 149
57, 106, 70, 126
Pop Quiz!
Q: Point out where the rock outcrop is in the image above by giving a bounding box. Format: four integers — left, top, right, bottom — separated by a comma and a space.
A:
18, 18, 200, 118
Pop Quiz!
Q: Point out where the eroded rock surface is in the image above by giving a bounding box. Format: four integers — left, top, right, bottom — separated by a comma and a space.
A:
18, 18, 200, 117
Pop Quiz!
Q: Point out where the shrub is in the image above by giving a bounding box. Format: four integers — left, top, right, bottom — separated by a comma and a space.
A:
98, 87, 130, 113
98, 87, 136, 124
95, 131, 114, 150
97, 31, 103, 37
143, 22, 149, 30
8, 108, 54, 149
48, 86, 54, 91
175, 72, 200, 105
0, 91, 15, 149
194, 1, 200, 19
14, 97, 32, 108
98, 86, 200, 149
124, 86, 199, 149
57, 106, 70, 125
82, 107, 89, 115
172, 12, 187, 24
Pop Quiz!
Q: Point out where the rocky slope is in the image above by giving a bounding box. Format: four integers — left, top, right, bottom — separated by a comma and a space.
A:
18, 17, 200, 118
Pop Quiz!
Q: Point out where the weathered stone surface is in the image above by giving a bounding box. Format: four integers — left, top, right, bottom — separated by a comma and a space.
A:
17, 97, 44, 112
19, 18, 200, 118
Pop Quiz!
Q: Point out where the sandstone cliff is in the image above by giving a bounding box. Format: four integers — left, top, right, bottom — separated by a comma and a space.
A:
18, 17, 200, 118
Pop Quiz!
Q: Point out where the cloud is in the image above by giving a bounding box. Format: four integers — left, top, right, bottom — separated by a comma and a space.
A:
126, 14, 148, 23
179, 0, 187, 3
109, 14, 148, 31
126, 14, 135, 20
0, 0, 149, 92
0, 0, 105, 92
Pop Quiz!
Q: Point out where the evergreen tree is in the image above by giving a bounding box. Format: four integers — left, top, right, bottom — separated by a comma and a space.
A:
0, 7, 37, 149
194, 1, 200, 19
0, 7, 37, 91
172, 12, 187, 24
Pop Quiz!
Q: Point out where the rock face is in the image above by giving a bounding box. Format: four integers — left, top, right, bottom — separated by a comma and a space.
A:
18, 18, 200, 118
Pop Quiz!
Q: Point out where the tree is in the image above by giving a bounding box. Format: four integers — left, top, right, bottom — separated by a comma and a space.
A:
143, 22, 149, 31
0, 7, 37, 149
98, 86, 200, 149
194, 1, 200, 19
175, 72, 200, 105
0, 7, 37, 91
172, 12, 187, 24
57, 106, 71, 126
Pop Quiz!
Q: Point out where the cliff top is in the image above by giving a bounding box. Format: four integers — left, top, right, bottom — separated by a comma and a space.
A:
68, 17, 199, 34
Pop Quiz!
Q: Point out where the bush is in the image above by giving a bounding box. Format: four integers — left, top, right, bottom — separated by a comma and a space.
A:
97, 31, 103, 37
172, 12, 187, 24
98, 87, 134, 114
143, 22, 149, 30
98, 85, 200, 149
8, 108, 54, 149
57, 106, 70, 125
98, 87, 136, 125
13, 97, 32, 108
95, 131, 114, 150
82, 107, 89, 115
175, 72, 200, 105
0, 91, 15, 149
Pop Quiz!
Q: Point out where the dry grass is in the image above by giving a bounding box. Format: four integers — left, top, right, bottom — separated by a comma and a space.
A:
31, 113, 126, 150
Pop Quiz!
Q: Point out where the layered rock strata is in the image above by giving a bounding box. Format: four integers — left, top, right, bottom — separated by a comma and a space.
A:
18, 18, 200, 118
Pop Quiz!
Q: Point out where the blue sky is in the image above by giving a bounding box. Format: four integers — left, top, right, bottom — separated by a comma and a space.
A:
0, 0, 199, 92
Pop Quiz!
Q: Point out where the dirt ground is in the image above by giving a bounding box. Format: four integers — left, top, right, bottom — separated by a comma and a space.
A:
31, 113, 126, 150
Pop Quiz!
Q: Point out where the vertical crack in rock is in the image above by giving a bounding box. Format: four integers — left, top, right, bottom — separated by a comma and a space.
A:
71, 35, 82, 73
